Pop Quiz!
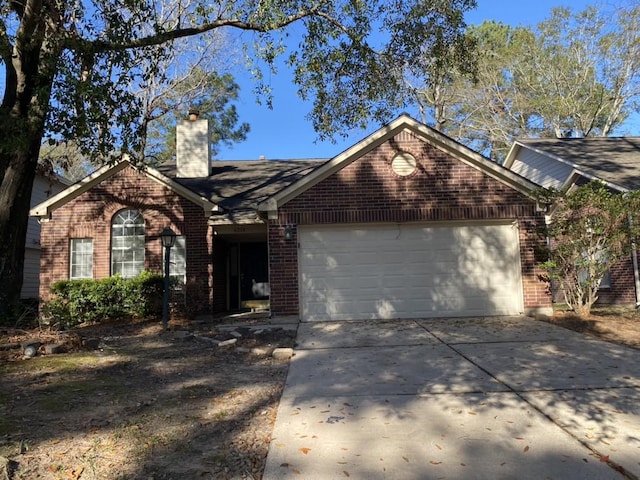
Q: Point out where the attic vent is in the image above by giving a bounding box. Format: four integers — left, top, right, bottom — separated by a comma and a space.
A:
391, 153, 417, 176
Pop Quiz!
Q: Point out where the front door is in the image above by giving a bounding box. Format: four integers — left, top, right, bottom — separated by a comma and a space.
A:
228, 242, 269, 310
239, 243, 269, 306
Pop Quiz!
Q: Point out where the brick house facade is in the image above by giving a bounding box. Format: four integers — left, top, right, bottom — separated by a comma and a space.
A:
33, 114, 561, 320
38, 165, 215, 312
266, 127, 551, 318
504, 137, 640, 309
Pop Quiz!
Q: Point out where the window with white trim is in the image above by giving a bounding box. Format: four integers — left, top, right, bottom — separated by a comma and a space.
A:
111, 209, 145, 278
164, 236, 186, 286
578, 249, 611, 289
70, 238, 93, 279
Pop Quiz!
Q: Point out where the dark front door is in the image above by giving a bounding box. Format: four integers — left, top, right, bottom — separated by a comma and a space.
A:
228, 242, 269, 309
239, 243, 269, 305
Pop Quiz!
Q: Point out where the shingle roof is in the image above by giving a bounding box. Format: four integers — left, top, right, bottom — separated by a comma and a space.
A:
518, 137, 640, 191
157, 159, 326, 223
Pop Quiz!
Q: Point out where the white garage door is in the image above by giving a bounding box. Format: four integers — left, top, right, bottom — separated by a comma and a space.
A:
298, 223, 524, 321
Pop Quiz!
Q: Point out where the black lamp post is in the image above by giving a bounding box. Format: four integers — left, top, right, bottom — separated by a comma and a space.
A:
160, 226, 177, 330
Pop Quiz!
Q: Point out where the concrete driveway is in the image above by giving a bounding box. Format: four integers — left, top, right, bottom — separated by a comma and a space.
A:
263, 316, 640, 479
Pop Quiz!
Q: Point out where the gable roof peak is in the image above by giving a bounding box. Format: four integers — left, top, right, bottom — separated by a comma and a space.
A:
257, 115, 539, 214
30, 159, 218, 219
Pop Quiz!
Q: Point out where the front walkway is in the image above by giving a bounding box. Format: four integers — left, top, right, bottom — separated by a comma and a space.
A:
264, 316, 640, 479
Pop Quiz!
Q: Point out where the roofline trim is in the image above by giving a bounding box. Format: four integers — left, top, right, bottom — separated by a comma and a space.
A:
257, 114, 540, 213
30, 160, 219, 218
502, 142, 523, 169
509, 141, 630, 193
561, 168, 628, 193
514, 142, 582, 171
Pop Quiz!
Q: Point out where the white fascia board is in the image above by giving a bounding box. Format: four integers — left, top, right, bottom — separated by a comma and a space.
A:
411, 125, 540, 198
143, 166, 218, 216
257, 114, 541, 214
29, 162, 127, 218
502, 142, 524, 169
560, 168, 627, 193
258, 116, 411, 212
30, 160, 219, 219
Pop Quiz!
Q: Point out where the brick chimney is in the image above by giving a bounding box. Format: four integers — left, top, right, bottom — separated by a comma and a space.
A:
176, 109, 210, 178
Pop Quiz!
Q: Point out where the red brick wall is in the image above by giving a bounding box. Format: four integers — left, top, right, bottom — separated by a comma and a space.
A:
596, 255, 637, 305
39, 166, 216, 314
269, 130, 552, 317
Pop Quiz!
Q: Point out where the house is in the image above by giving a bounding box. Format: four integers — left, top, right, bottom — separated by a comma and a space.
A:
31, 114, 552, 321
503, 137, 640, 307
22, 173, 70, 300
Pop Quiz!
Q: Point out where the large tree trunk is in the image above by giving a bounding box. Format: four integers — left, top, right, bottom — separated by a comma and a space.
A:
0, 141, 40, 320
0, 0, 58, 320
0, 108, 53, 321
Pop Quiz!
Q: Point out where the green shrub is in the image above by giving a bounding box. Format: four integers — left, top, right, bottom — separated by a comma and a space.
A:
42, 272, 164, 328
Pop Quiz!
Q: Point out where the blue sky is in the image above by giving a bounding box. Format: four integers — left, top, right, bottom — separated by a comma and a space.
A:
219, 0, 599, 161
0, 1, 610, 160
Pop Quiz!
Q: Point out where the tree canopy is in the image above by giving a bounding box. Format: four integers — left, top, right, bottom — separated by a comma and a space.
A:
539, 182, 640, 317
0, 0, 477, 319
411, 4, 640, 161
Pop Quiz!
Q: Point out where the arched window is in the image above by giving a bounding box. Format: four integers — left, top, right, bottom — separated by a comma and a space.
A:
111, 209, 145, 277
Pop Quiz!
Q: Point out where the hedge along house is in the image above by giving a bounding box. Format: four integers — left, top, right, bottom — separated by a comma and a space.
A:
31, 114, 552, 321
504, 137, 640, 307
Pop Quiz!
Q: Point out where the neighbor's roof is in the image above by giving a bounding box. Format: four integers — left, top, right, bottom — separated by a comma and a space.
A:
516, 137, 640, 191
157, 159, 325, 223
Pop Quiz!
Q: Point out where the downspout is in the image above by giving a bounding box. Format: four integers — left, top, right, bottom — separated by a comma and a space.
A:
544, 213, 555, 305
628, 213, 640, 307
632, 245, 640, 308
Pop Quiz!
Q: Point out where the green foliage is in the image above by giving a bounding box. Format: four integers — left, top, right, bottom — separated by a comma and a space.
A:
42, 272, 164, 328
0, 0, 477, 319
539, 182, 640, 317
412, 4, 640, 161
145, 70, 250, 164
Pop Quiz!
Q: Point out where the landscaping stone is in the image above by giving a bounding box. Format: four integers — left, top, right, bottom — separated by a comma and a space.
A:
218, 338, 238, 347
272, 347, 293, 360
194, 334, 220, 345
44, 343, 66, 355
251, 347, 272, 356
23, 345, 38, 358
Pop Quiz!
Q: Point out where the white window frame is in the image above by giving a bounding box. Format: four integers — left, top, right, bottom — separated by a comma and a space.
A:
578, 248, 611, 290
111, 209, 145, 278
70, 238, 93, 279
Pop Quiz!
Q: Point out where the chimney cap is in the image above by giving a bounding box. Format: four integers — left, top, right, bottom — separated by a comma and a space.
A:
188, 108, 200, 121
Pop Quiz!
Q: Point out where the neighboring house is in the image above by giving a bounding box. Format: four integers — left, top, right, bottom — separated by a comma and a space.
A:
22, 173, 70, 300
31, 114, 552, 321
504, 137, 640, 307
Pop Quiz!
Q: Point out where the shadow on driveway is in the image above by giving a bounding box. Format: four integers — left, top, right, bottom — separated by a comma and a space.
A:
264, 316, 640, 479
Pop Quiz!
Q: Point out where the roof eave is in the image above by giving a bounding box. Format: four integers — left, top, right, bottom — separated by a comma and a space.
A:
30, 160, 219, 219
561, 168, 628, 193
502, 142, 524, 169
258, 115, 540, 215
29, 162, 128, 218
142, 167, 218, 216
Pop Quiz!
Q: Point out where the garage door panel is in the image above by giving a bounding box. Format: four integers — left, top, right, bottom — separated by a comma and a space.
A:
299, 223, 524, 321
